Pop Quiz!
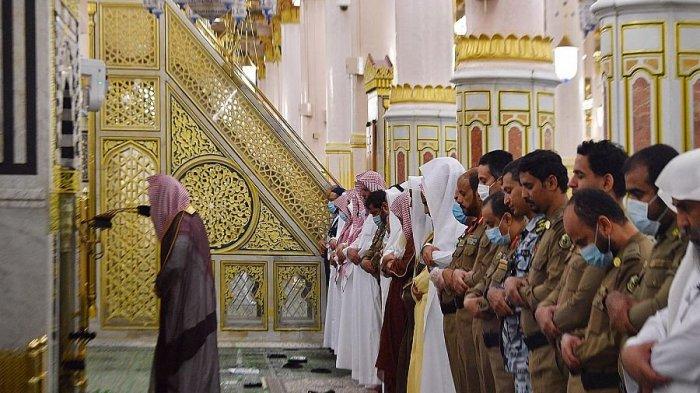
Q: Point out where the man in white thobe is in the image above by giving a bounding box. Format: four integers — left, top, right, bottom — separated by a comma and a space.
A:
418, 157, 467, 393
345, 171, 386, 388
621, 149, 700, 393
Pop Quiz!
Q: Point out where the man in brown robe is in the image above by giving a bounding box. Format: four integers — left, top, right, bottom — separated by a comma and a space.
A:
147, 174, 220, 393
376, 191, 416, 393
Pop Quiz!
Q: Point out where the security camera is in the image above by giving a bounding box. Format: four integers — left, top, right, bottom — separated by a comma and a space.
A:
338, 0, 350, 11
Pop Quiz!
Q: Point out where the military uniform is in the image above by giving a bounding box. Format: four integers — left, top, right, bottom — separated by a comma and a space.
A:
518, 206, 570, 393
539, 247, 608, 393
627, 224, 687, 331
469, 241, 517, 393
502, 214, 546, 393
442, 219, 487, 393
466, 234, 499, 393
572, 232, 653, 392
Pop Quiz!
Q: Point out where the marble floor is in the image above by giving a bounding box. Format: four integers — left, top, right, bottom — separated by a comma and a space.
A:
86, 346, 373, 393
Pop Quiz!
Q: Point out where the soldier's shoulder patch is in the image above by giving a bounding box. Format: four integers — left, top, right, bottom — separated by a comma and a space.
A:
613, 257, 622, 268
672, 227, 681, 239
466, 235, 479, 246
559, 234, 572, 250
627, 274, 641, 293
535, 219, 551, 234
457, 236, 468, 247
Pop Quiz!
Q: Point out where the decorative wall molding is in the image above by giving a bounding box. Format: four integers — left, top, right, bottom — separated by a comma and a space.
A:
389, 84, 456, 105
364, 55, 394, 95
0, 188, 47, 208
455, 34, 553, 65
349, 133, 367, 148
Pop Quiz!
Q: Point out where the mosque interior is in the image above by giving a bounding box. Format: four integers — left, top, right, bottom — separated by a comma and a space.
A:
1, 0, 699, 391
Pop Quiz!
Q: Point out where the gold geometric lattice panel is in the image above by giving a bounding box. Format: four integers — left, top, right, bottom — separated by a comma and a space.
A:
99, 4, 159, 68
242, 204, 305, 253
100, 138, 160, 328
273, 262, 321, 330
170, 96, 222, 172
178, 161, 256, 250
101, 77, 159, 131
221, 261, 267, 330
166, 9, 327, 244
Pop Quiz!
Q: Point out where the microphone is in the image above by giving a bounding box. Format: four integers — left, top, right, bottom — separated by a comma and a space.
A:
89, 205, 151, 229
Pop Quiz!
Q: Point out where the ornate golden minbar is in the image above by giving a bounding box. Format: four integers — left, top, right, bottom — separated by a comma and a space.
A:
93, 2, 328, 332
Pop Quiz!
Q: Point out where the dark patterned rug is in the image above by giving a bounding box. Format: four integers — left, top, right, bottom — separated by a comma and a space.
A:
86, 346, 371, 393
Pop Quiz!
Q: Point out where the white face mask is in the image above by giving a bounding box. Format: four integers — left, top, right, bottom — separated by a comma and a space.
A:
477, 183, 490, 201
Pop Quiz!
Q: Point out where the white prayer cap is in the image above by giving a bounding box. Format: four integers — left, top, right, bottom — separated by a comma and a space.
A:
655, 148, 700, 212
420, 157, 467, 267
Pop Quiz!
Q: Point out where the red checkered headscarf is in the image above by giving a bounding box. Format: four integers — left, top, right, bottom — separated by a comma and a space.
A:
355, 171, 386, 194
333, 192, 352, 244
350, 171, 386, 240
391, 191, 413, 245
147, 174, 191, 240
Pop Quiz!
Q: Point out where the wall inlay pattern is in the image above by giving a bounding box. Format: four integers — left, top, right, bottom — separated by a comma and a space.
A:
100, 139, 160, 328
100, 4, 159, 68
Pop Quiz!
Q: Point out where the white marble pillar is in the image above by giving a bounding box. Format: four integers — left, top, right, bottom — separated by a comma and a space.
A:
279, 22, 303, 134
546, 0, 585, 159
592, 0, 700, 152
299, 0, 327, 159
582, 28, 606, 141
259, 61, 282, 110
359, 0, 395, 179
383, 0, 457, 184
0, 0, 55, 390
324, 0, 363, 188
453, 0, 560, 168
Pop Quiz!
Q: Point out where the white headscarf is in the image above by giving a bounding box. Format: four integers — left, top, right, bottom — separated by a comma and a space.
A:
409, 176, 433, 255
654, 148, 700, 327
383, 183, 408, 259
420, 157, 467, 267
656, 148, 700, 213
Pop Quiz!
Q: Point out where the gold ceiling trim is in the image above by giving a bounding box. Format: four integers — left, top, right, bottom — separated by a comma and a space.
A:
364, 55, 394, 95
455, 34, 553, 64
389, 84, 456, 105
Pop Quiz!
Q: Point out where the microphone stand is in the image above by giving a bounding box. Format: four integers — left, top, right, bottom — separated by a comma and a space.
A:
66, 203, 150, 392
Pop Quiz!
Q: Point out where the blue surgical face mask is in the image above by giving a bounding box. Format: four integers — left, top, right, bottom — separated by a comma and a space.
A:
328, 201, 337, 214
580, 223, 614, 268
627, 196, 666, 236
477, 183, 490, 201
373, 215, 383, 227
452, 201, 467, 224
339, 212, 348, 221
485, 217, 511, 245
